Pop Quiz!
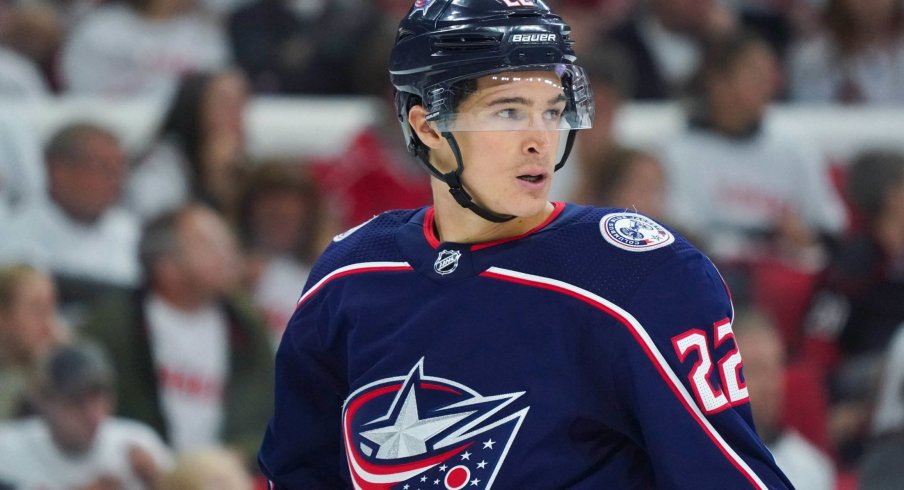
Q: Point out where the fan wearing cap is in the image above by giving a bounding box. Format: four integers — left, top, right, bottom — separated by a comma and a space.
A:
258, 1, 793, 489
0, 343, 173, 489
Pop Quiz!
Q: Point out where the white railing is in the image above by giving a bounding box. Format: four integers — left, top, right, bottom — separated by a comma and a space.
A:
5, 96, 904, 161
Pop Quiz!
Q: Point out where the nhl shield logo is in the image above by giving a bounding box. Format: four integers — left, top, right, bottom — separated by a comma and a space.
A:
342, 360, 530, 490
434, 250, 462, 275
600, 212, 675, 252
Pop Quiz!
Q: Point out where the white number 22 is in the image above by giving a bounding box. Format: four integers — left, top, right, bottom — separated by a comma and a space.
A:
502, 0, 535, 6
672, 318, 749, 414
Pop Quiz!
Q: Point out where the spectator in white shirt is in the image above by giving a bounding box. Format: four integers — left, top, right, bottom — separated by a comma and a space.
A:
0, 264, 67, 420
659, 30, 846, 266
0, 342, 173, 490
788, 0, 904, 104
126, 68, 249, 222
0, 122, 142, 288
59, 0, 228, 100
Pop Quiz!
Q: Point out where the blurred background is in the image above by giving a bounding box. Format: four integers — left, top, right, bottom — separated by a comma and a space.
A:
1, 0, 904, 488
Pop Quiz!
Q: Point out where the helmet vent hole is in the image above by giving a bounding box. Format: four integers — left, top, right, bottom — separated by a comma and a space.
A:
432, 33, 502, 53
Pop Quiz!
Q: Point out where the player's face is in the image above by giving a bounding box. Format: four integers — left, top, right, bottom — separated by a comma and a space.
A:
441, 71, 565, 218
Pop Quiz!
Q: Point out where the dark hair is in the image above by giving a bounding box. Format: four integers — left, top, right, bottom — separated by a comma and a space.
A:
685, 29, 772, 118
701, 29, 770, 79
236, 162, 324, 263
39, 342, 115, 399
44, 123, 117, 166
592, 147, 651, 204
157, 71, 216, 197
846, 150, 904, 218
824, 0, 904, 54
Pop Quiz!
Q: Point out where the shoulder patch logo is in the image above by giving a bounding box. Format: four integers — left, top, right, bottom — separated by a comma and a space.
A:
600, 212, 674, 252
434, 249, 462, 275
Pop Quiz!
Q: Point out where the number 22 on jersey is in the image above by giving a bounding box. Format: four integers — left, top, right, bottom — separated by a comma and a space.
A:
672, 318, 749, 414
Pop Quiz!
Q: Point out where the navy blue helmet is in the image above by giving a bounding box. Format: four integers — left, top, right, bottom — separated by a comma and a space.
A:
388, 0, 593, 222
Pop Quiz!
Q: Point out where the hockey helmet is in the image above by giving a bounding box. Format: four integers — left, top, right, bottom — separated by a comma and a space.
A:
390, 0, 593, 151
389, 0, 594, 222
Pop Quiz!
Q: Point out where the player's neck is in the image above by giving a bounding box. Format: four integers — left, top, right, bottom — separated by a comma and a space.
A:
432, 198, 554, 244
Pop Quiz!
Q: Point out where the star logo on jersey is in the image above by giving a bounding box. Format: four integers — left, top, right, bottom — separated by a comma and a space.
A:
600, 212, 675, 252
433, 250, 462, 275
342, 360, 530, 490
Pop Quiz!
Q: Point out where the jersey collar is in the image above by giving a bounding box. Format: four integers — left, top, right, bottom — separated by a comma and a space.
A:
423, 201, 566, 251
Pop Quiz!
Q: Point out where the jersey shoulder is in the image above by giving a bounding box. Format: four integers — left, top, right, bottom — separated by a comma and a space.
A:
530, 205, 712, 305
307, 208, 419, 285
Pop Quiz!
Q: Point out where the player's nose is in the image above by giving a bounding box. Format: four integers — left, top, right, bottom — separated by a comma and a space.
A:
522, 129, 553, 155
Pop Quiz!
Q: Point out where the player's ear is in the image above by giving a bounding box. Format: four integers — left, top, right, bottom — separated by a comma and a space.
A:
408, 105, 445, 150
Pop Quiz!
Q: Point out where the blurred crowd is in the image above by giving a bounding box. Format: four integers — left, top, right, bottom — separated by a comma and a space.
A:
1, 0, 904, 488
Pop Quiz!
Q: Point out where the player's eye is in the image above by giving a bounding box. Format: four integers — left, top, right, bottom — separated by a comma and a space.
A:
543, 108, 563, 121
495, 108, 525, 120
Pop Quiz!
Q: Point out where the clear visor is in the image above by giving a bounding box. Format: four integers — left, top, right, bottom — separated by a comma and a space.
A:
423, 64, 593, 132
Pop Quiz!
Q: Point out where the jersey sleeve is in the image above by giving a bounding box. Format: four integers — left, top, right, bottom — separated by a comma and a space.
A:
257, 286, 350, 489
615, 246, 794, 489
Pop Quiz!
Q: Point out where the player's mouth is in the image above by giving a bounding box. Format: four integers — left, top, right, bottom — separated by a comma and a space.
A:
516, 172, 549, 189
517, 174, 545, 183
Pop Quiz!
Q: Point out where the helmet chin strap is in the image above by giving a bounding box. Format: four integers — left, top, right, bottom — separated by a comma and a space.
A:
411, 129, 579, 224
440, 132, 517, 223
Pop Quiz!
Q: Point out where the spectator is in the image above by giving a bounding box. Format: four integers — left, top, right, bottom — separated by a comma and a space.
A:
236, 162, 333, 345
788, 0, 904, 104
0, 264, 66, 419
126, 68, 250, 222
603, 0, 736, 99
659, 30, 846, 267
227, 0, 384, 95
0, 342, 173, 489
59, 0, 229, 99
733, 307, 836, 490
79, 203, 273, 463
0, 0, 62, 92
583, 147, 668, 222
308, 122, 431, 230
159, 446, 254, 490
557, 44, 634, 203
801, 151, 904, 464
559, 0, 636, 52
0, 122, 142, 288
721, 0, 811, 75
803, 151, 904, 370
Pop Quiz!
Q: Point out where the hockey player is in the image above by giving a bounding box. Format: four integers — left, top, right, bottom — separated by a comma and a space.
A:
258, 1, 794, 489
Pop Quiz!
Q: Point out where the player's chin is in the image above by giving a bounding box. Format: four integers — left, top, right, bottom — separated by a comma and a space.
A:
504, 194, 550, 219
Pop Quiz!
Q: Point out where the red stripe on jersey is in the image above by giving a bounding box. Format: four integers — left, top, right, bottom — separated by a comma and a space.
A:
479, 267, 767, 490
296, 262, 413, 309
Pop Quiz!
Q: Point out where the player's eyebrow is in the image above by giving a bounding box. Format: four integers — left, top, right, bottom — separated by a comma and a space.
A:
485, 94, 568, 107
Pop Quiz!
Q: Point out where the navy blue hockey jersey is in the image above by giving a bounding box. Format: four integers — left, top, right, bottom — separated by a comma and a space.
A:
258, 203, 794, 489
